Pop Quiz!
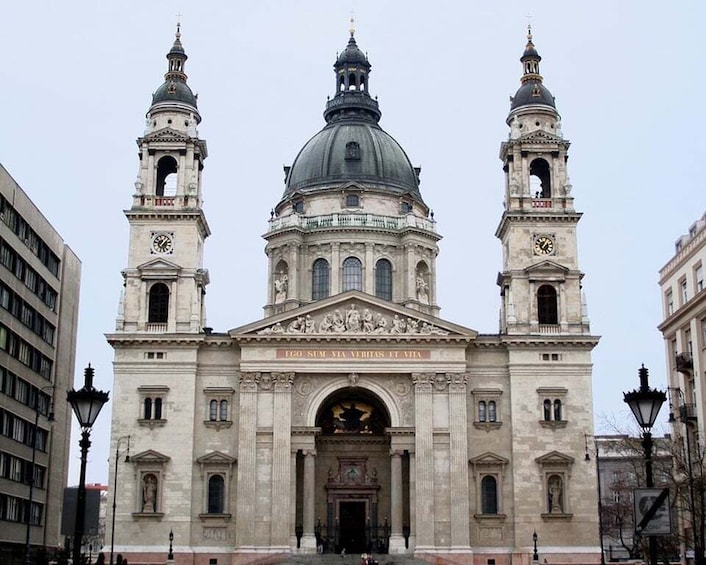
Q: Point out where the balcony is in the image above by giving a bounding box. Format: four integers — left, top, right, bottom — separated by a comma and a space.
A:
676, 352, 694, 375
267, 212, 437, 235
678, 403, 698, 423
532, 199, 552, 209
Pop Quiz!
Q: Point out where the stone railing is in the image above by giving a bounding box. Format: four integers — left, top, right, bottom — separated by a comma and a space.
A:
267, 212, 436, 234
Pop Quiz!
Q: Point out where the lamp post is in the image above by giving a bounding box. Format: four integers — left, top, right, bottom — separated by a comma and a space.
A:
23, 386, 54, 565
623, 364, 666, 565
67, 364, 109, 565
109, 436, 130, 565
168, 529, 174, 560
533, 531, 539, 561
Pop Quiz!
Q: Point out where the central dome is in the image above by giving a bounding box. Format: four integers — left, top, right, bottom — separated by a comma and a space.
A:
285, 120, 421, 197
280, 32, 424, 205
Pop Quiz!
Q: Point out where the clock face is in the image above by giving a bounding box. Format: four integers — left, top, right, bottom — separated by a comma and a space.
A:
151, 233, 173, 254
534, 235, 555, 255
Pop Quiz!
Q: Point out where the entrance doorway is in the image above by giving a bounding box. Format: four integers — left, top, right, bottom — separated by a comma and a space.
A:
339, 501, 366, 553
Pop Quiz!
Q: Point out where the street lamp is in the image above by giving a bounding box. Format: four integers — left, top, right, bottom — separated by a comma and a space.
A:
623, 364, 666, 565
109, 436, 130, 565
168, 529, 174, 560
67, 364, 109, 565
24, 386, 54, 565
533, 531, 539, 561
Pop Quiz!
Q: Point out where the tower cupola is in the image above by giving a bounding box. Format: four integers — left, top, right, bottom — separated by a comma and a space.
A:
509, 26, 556, 112
149, 23, 200, 122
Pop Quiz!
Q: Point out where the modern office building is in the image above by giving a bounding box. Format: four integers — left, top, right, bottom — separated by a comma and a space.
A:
106, 26, 601, 565
0, 164, 81, 562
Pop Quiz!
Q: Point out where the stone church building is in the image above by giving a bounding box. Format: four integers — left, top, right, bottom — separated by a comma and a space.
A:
106, 24, 600, 565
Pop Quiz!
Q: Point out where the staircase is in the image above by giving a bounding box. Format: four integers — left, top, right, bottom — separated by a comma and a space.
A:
278, 554, 432, 565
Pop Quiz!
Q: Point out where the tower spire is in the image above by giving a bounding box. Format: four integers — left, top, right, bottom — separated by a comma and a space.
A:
520, 24, 543, 84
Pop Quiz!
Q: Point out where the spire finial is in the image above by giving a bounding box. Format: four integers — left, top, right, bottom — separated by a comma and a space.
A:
349, 11, 356, 37
176, 13, 182, 39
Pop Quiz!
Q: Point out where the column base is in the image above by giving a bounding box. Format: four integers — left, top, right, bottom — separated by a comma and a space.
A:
388, 534, 408, 554
300, 534, 318, 552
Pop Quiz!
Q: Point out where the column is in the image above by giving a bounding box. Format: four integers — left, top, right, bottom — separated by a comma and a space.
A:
408, 451, 417, 551
365, 242, 374, 294
448, 373, 471, 549
301, 449, 317, 551
331, 243, 340, 294
289, 449, 298, 549
271, 373, 293, 548
389, 450, 405, 553
235, 372, 258, 550
412, 373, 435, 550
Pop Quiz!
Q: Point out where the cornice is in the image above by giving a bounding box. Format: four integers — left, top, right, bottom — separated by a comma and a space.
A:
106, 333, 233, 347
500, 335, 600, 348
236, 334, 473, 345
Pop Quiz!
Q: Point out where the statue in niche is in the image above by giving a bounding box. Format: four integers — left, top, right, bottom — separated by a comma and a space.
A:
416, 275, 429, 304
274, 274, 288, 303
548, 475, 563, 513
142, 474, 157, 513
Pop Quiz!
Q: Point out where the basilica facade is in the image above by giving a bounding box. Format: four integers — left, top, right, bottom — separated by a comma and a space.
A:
106, 25, 600, 565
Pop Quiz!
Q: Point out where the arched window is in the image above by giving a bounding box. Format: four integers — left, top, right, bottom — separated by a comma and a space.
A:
488, 400, 497, 422
312, 259, 330, 300
220, 400, 228, 421
375, 259, 392, 300
148, 283, 169, 324
554, 399, 562, 421
156, 156, 178, 197
529, 158, 551, 198
342, 257, 363, 292
209, 400, 218, 421
208, 475, 225, 514
481, 476, 498, 514
478, 401, 487, 423
348, 73, 357, 90
143, 397, 152, 420
537, 285, 558, 325
543, 399, 552, 421
154, 398, 163, 420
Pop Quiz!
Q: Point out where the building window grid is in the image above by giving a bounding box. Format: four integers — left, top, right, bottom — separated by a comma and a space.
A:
0, 195, 61, 278
0, 239, 58, 311
0, 281, 56, 345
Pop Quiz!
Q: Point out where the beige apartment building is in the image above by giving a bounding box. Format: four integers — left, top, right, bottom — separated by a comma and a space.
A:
659, 212, 706, 563
106, 27, 601, 565
0, 165, 81, 562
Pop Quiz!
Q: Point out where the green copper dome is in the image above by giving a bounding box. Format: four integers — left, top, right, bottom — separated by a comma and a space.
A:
281, 32, 423, 204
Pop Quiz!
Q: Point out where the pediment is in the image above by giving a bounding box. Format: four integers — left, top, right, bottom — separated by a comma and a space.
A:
518, 130, 565, 144
535, 450, 575, 466
142, 127, 190, 143
131, 449, 171, 464
230, 290, 477, 340
137, 257, 181, 275
469, 452, 509, 467
524, 260, 569, 277
196, 451, 236, 465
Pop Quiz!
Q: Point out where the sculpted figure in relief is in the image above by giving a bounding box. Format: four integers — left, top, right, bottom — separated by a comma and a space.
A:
345, 305, 361, 332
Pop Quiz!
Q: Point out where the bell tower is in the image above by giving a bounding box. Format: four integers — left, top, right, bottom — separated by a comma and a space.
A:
117, 24, 210, 334
496, 28, 590, 336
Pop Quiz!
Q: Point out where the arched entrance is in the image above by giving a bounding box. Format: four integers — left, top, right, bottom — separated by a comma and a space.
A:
308, 388, 392, 553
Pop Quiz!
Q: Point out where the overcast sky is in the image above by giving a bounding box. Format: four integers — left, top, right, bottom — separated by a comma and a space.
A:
1, 1, 703, 484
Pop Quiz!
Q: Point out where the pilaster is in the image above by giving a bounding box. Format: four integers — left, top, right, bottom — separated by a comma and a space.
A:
412, 372, 435, 549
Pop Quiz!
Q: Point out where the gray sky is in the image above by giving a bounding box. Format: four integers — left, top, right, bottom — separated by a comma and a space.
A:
1, 1, 702, 484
